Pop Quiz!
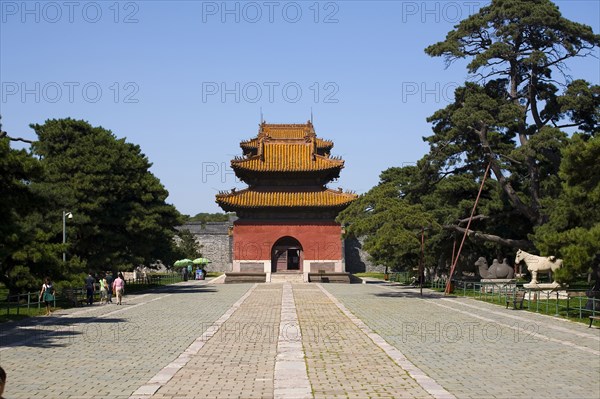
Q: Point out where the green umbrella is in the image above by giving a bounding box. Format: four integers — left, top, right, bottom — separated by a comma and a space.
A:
174, 259, 193, 267
192, 258, 211, 265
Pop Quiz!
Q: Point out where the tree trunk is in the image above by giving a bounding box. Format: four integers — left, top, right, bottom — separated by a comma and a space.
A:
443, 225, 533, 249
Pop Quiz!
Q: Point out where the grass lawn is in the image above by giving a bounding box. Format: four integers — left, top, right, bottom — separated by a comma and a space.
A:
432, 285, 596, 326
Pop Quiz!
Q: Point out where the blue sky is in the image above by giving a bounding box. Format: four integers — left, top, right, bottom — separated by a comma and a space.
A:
1, 0, 599, 215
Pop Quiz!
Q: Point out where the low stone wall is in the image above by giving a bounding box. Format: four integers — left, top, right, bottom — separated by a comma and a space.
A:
178, 222, 232, 273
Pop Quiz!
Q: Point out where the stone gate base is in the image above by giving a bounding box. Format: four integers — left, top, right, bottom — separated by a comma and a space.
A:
308, 272, 351, 284
224, 272, 266, 284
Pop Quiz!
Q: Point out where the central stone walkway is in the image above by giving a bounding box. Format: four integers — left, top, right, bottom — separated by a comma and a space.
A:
146, 282, 435, 399
1, 279, 599, 398
151, 284, 282, 398
293, 285, 433, 399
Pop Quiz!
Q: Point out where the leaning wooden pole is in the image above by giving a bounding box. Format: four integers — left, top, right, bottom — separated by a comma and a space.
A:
445, 160, 492, 295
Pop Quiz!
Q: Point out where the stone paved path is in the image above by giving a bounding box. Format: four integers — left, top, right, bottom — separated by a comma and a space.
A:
0, 281, 252, 399
151, 284, 281, 399
323, 282, 600, 399
1, 280, 599, 399
294, 285, 433, 399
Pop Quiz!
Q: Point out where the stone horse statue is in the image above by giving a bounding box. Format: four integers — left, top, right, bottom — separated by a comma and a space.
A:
515, 249, 563, 285
476, 257, 514, 279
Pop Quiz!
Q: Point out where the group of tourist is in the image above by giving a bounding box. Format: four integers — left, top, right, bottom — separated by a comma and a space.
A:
85, 271, 125, 305
38, 271, 127, 316
181, 266, 206, 281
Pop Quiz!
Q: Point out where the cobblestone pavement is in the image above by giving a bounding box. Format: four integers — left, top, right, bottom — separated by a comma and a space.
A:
152, 284, 282, 399
2, 280, 599, 399
294, 285, 433, 399
0, 281, 253, 399
323, 282, 600, 399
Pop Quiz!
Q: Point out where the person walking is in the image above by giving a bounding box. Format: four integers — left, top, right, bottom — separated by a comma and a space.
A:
85, 272, 95, 305
99, 274, 108, 304
39, 277, 56, 316
112, 273, 125, 305
106, 271, 114, 303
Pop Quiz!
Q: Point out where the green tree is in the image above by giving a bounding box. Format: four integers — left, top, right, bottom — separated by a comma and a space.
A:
1, 120, 86, 295
338, 165, 439, 273
185, 212, 234, 223
424, 0, 599, 245
340, 160, 523, 277
174, 229, 203, 260
0, 137, 45, 294
534, 134, 600, 282
30, 118, 183, 272
339, 1, 598, 278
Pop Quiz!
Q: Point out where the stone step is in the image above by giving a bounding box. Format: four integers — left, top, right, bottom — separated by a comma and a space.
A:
270, 273, 305, 283
224, 272, 266, 284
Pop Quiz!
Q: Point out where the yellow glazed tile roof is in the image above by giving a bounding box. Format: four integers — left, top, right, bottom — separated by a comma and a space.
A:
232, 143, 343, 172
240, 122, 333, 149
241, 137, 333, 149
216, 188, 358, 208
262, 124, 309, 138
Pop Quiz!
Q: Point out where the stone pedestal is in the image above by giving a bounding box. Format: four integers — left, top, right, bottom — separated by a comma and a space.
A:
480, 279, 516, 293
481, 279, 515, 284
523, 282, 560, 290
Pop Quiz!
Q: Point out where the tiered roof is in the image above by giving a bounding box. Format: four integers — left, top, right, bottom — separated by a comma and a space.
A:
241, 136, 333, 152
216, 188, 356, 211
240, 122, 334, 154
216, 121, 356, 215
232, 142, 343, 173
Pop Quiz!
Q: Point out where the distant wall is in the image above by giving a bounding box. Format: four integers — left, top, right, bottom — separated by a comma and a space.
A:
177, 222, 232, 272
344, 236, 385, 273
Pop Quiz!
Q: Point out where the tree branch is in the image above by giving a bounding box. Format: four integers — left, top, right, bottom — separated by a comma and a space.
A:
456, 214, 489, 226
554, 122, 582, 129
456, 210, 522, 226
475, 124, 539, 224
529, 69, 545, 128
0, 130, 34, 144
443, 225, 533, 249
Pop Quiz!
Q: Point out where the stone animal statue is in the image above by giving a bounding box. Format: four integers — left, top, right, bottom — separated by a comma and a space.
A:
491, 258, 514, 279
475, 257, 489, 278
476, 257, 514, 279
515, 249, 563, 285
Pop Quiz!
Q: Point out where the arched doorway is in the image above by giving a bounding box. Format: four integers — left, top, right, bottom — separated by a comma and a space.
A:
272, 236, 303, 272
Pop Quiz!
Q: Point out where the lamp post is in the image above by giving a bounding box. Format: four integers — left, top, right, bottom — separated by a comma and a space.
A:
62, 211, 73, 262
419, 226, 425, 296
419, 226, 431, 296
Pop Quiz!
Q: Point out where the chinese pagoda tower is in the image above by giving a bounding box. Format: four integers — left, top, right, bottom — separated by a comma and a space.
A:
216, 121, 357, 282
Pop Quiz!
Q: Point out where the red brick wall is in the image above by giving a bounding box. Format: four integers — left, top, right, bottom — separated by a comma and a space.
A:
233, 221, 343, 261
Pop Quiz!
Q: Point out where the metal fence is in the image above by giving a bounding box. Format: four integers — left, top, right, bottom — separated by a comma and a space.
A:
430, 279, 599, 322
388, 272, 413, 284
2, 273, 183, 317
